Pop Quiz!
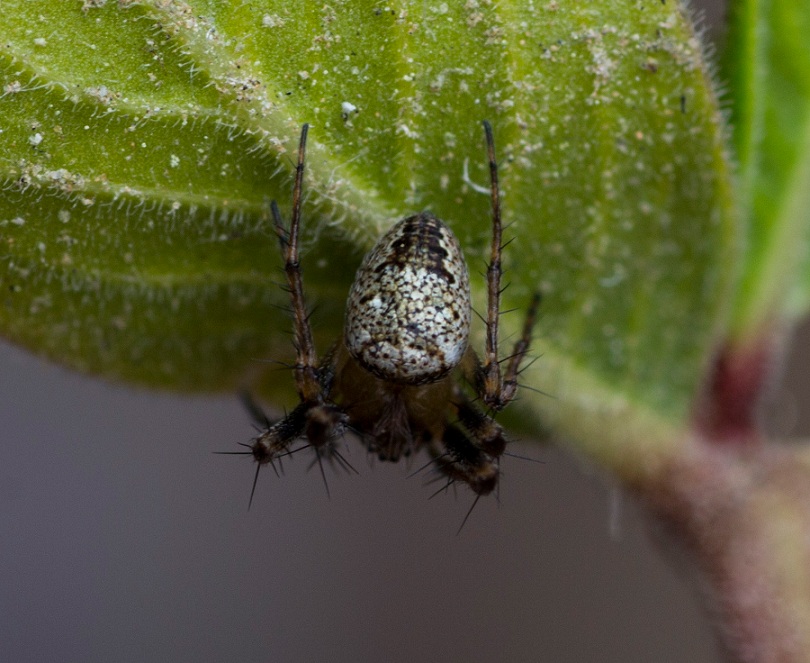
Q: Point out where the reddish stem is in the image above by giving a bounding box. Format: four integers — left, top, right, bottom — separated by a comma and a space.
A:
695, 338, 774, 445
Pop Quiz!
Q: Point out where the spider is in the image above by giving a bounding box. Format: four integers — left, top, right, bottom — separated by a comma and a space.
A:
234, 121, 540, 509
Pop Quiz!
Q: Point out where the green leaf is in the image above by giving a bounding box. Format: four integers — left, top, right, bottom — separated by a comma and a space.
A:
723, 0, 810, 341
0, 1, 735, 466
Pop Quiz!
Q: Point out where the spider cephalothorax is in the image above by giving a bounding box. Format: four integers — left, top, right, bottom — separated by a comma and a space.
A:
237, 122, 539, 505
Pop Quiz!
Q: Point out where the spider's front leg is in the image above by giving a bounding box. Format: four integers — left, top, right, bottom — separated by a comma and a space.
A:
272, 123, 321, 407
251, 125, 347, 467
476, 120, 541, 412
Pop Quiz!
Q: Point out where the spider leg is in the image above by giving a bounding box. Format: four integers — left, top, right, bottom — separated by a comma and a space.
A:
250, 401, 308, 466
430, 424, 498, 497
453, 385, 507, 457
478, 119, 506, 411
218, 402, 307, 507
271, 123, 322, 407
242, 399, 349, 500
270, 125, 348, 453
239, 389, 272, 428
499, 292, 541, 405
477, 121, 541, 412
228, 126, 352, 502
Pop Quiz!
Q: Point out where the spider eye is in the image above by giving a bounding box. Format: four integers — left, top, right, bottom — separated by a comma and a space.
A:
344, 212, 471, 385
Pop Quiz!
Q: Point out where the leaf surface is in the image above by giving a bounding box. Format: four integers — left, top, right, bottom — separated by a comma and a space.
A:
0, 1, 735, 462
723, 0, 810, 339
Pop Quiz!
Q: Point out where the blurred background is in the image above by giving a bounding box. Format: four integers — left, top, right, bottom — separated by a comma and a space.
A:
5, 1, 803, 661
3, 321, 774, 663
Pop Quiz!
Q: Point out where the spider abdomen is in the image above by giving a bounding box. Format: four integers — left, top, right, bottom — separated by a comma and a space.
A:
344, 212, 471, 385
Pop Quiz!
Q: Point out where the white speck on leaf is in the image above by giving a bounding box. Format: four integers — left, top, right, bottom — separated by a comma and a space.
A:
262, 14, 285, 28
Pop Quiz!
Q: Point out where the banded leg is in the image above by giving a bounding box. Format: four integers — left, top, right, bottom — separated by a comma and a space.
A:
235, 125, 350, 502
453, 385, 507, 457
271, 123, 322, 406
267, 125, 348, 451
497, 291, 542, 406
430, 424, 498, 497
478, 120, 541, 411
218, 398, 308, 507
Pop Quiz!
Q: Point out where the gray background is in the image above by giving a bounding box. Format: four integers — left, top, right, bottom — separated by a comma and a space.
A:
0, 331, 733, 663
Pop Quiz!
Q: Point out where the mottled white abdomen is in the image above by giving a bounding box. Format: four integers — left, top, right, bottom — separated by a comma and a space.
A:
344, 212, 471, 385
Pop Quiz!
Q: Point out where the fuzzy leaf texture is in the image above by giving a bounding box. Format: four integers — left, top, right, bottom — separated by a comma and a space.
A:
0, 1, 734, 465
